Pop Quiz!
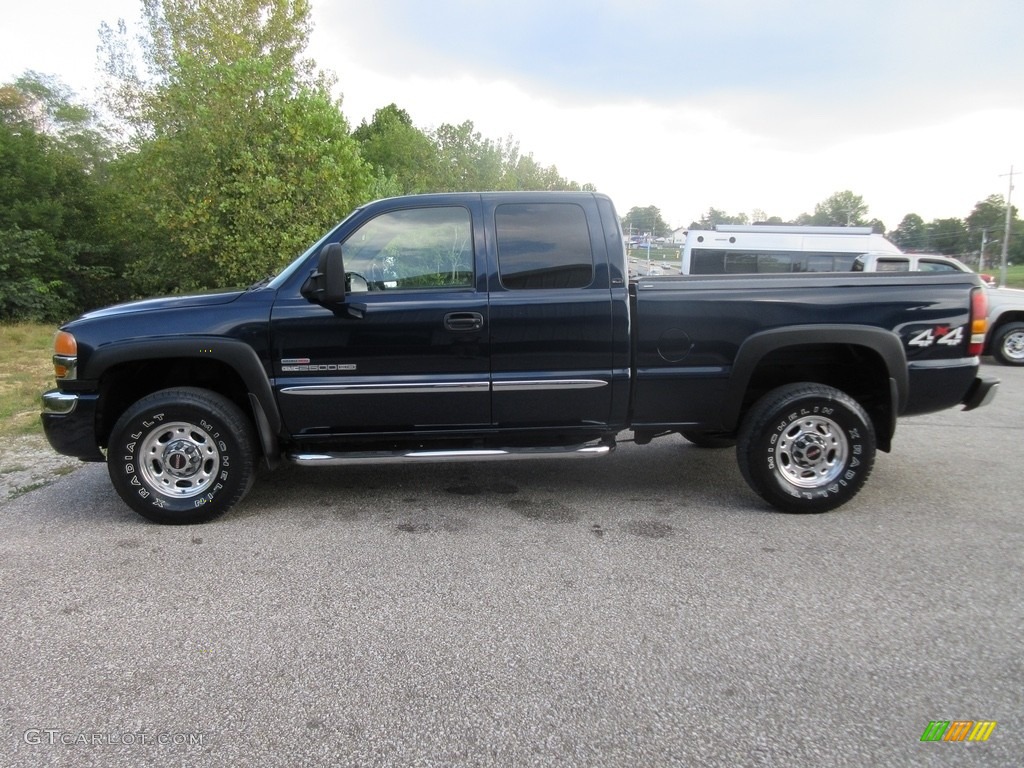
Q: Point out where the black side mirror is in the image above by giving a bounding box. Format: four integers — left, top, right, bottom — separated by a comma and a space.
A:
301, 243, 347, 304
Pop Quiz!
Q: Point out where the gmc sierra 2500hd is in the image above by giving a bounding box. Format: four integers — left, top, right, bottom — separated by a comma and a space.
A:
42, 192, 998, 524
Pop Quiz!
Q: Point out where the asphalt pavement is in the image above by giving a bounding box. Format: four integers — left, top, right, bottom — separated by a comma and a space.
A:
1, 362, 1021, 767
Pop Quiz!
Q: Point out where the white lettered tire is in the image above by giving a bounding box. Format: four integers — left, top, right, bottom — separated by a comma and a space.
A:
108, 388, 256, 524
737, 383, 876, 513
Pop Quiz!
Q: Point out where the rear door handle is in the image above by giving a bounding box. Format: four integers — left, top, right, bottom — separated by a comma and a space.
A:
444, 312, 484, 332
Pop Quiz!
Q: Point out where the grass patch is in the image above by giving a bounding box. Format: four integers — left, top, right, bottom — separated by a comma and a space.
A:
998, 264, 1024, 289
628, 246, 681, 261
0, 323, 58, 438
9, 481, 48, 499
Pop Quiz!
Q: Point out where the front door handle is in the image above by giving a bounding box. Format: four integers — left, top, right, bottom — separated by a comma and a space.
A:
444, 312, 484, 332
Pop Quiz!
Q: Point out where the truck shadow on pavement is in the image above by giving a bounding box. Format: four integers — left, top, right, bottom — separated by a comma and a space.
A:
232, 437, 761, 532
12, 437, 781, 533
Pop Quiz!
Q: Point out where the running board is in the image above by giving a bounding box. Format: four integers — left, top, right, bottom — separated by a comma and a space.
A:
287, 440, 614, 466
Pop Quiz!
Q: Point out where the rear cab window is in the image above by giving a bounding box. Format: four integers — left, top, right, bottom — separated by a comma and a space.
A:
917, 260, 960, 273
875, 258, 910, 272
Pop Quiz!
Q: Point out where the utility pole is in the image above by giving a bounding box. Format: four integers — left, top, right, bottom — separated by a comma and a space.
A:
998, 165, 1018, 287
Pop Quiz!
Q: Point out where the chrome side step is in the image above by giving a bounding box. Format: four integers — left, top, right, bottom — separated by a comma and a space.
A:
287, 440, 613, 466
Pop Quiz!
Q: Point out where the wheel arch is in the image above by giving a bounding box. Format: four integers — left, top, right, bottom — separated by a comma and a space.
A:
985, 309, 1024, 354
89, 338, 282, 466
722, 325, 908, 453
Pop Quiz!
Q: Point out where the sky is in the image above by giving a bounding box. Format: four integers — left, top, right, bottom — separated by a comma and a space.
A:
3, 0, 1024, 231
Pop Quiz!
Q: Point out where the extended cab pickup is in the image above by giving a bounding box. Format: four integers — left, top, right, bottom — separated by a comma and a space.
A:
42, 192, 998, 523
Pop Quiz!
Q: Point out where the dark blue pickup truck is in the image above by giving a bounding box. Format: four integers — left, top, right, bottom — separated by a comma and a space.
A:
42, 192, 997, 523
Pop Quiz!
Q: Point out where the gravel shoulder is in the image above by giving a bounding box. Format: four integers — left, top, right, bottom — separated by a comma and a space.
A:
0, 433, 81, 503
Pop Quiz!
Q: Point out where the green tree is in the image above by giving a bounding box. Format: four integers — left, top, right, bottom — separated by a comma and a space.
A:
429, 120, 506, 192
623, 206, 670, 237
967, 195, 1014, 234
1, 72, 113, 175
890, 213, 927, 250
353, 104, 437, 194
0, 73, 125, 320
496, 141, 586, 192
99, 0, 372, 292
806, 190, 870, 227
966, 194, 1023, 268
352, 105, 591, 195
420, 118, 589, 193
689, 207, 749, 229
925, 218, 968, 256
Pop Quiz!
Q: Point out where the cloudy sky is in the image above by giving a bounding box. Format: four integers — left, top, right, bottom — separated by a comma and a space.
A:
3, 0, 1023, 230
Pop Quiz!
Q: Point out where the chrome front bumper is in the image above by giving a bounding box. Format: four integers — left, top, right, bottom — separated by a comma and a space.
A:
40, 390, 105, 462
42, 390, 79, 415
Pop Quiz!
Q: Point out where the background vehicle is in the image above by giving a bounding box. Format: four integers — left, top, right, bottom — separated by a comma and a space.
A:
984, 286, 1024, 365
42, 193, 996, 524
681, 224, 900, 275
851, 252, 996, 286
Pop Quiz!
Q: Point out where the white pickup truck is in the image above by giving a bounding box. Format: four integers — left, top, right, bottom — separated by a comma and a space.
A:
851, 252, 996, 286
851, 253, 1023, 364
985, 287, 1024, 365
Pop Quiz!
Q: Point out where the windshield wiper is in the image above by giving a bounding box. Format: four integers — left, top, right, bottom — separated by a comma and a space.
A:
246, 275, 274, 291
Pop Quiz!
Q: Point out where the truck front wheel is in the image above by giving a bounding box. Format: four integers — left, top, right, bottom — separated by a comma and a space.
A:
107, 388, 256, 524
737, 383, 875, 513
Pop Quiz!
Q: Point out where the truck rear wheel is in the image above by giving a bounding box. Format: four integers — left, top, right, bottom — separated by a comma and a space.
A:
991, 321, 1024, 366
737, 383, 875, 513
108, 388, 256, 524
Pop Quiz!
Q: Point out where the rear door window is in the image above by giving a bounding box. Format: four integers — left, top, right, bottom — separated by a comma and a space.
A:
495, 203, 594, 289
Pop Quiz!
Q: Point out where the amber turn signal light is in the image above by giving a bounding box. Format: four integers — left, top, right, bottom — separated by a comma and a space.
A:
53, 331, 78, 379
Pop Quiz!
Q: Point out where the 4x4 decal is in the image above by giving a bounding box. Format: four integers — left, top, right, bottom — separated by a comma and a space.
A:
908, 325, 965, 348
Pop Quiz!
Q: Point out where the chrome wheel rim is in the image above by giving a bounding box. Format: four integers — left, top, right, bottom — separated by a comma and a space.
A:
1002, 330, 1024, 361
774, 414, 848, 488
138, 421, 221, 498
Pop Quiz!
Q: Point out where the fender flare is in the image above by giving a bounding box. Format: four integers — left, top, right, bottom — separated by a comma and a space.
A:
86, 336, 282, 464
721, 324, 908, 442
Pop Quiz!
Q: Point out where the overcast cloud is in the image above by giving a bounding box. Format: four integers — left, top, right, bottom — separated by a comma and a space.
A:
4, 0, 1023, 230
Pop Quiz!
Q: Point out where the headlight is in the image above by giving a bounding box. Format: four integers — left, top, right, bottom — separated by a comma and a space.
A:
53, 330, 78, 380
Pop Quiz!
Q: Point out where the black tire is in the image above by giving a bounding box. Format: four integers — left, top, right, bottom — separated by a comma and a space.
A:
736, 383, 875, 514
108, 388, 256, 524
991, 322, 1024, 366
680, 430, 736, 449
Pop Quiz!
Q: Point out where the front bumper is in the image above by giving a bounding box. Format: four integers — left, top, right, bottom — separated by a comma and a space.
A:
40, 390, 105, 461
961, 375, 999, 412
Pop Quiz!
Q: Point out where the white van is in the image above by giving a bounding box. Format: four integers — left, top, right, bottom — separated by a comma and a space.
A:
681, 225, 901, 275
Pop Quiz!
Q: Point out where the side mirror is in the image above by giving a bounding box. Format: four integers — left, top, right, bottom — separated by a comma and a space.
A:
301, 243, 347, 304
